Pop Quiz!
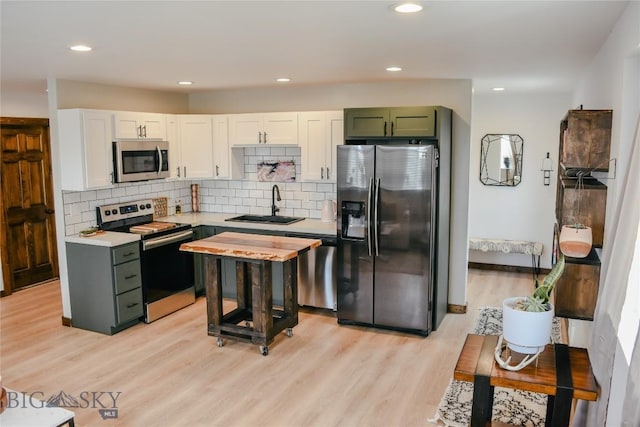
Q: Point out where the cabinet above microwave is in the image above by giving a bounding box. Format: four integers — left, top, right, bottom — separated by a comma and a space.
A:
113, 112, 167, 140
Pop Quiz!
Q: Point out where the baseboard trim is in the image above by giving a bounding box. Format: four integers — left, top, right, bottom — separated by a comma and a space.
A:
448, 304, 467, 314
61, 316, 71, 327
468, 262, 550, 275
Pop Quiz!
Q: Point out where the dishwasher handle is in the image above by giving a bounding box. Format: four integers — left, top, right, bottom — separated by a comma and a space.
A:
284, 233, 336, 247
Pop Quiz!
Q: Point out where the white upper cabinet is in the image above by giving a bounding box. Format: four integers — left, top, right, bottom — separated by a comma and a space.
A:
177, 115, 214, 179
113, 112, 166, 140
299, 111, 343, 182
58, 109, 114, 190
229, 112, 298, 146
165, 114, 181, 180
211, 115, 230, 179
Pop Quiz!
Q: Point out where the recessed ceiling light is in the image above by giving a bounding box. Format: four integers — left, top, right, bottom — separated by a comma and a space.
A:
69, 45, 92, 52
393, 3, 423, 13
492, 87, 506, 92
178, 81, 193, 86
276, 78, 291, 83
386, 66, 402, 72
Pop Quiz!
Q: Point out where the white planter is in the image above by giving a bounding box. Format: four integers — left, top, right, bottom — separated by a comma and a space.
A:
559, 224, 592, 258
502, 297, 554, 354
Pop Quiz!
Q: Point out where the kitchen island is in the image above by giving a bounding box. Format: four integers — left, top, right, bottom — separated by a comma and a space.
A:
180, 232, 321, 355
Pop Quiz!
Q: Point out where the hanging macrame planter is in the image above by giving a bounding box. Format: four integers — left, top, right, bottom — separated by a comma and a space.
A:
559, 171, 593, 258
559, 224, 592, 258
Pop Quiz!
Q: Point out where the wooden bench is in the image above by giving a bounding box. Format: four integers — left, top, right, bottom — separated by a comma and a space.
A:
469, 238, 543, 275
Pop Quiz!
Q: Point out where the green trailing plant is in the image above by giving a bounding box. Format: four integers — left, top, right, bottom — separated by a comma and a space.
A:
515, 253, 565, 312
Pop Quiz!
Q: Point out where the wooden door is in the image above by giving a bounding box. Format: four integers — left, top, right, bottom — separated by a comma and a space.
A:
1, 117, 58, 294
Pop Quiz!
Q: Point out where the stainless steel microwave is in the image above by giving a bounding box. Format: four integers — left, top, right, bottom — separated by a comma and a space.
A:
113, 140, 170, 183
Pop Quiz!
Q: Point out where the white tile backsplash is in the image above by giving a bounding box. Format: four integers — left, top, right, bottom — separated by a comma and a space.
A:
62, 147, 336, 235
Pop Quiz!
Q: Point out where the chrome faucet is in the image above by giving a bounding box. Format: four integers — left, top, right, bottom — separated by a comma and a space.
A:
271, 184, 281, 216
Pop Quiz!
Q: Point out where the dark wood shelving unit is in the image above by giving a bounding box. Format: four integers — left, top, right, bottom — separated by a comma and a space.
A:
553, 109, 612, 321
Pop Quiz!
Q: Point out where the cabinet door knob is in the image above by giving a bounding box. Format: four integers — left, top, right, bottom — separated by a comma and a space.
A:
45, 208, 55, 214
321, 167, 324, 179
264, 132, 267, 143
216, 165, 219, 176
258, 131, 262, 143
177, 167, 181, 177
326, 167, 330, 180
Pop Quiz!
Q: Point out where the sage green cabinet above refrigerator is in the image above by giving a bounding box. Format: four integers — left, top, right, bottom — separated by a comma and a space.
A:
344, 106, 437, 138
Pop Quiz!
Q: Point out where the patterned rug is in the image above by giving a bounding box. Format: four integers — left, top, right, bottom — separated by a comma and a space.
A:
428, 307, 562, 427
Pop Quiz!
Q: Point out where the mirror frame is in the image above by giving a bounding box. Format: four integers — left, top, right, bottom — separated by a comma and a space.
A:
479, 134, 524, 187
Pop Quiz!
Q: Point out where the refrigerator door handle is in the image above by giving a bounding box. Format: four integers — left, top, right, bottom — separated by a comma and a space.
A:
374, 177, 380, 256
367, 177, 373, 257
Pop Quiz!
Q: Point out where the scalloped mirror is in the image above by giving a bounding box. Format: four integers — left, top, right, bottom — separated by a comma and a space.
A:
480, 134, 523, 186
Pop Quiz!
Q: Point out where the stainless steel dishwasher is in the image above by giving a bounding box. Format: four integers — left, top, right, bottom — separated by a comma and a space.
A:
285, 233, 337, 310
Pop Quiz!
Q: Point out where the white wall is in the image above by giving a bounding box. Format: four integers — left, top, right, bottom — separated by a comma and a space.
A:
469, 93, 571, 269
189, 79, 472, 114
569, 2, 640, 425
190, 79, 473, 306
0, 87, 49, 117
55, 80, 189, 113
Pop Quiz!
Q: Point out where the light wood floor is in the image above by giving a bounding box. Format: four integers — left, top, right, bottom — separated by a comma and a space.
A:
1, 269, 534, 427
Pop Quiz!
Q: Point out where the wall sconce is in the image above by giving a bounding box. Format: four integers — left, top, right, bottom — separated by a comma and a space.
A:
541, 152, 553, 186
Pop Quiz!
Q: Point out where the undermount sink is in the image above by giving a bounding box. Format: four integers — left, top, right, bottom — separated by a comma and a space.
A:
225, 214, 305, 225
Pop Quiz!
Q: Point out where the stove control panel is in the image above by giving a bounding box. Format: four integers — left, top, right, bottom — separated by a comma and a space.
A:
97, 199, 154, 224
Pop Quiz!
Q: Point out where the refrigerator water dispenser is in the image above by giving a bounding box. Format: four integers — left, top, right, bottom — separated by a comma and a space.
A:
341, 201, 366, 239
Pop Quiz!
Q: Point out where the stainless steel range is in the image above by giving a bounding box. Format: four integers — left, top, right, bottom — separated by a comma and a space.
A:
97, 199, 195, 323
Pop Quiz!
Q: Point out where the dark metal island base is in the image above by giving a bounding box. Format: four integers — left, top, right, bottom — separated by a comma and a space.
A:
180, 232, 321, 356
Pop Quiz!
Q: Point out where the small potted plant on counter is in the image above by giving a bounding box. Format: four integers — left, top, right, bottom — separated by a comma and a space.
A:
494, 254, 565, 371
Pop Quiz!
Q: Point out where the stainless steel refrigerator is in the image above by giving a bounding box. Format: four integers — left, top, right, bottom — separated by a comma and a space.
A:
337, 144, 447, 336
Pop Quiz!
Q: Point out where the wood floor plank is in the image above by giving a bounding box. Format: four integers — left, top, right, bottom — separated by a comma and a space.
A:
0, 268, 535, 426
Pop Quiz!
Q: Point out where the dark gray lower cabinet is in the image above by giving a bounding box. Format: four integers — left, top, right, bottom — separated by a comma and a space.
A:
66, 241, 143, 335
193, 225, 217, 297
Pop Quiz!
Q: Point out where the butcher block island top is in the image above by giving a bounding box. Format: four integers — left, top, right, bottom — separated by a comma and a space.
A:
179, 232, 322, 261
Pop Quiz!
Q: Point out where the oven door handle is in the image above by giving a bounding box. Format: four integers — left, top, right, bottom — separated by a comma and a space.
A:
142, 230, 193, 251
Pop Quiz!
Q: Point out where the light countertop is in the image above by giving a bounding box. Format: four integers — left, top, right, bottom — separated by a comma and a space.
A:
65, 231, 141, 247
64, 212, 336, 247
164, 212, 337, 236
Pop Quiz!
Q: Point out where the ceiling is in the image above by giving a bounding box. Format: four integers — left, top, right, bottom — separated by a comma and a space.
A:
0, 1, 629, 95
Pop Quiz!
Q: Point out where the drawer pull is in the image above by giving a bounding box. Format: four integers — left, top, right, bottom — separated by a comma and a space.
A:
126, 303, 139, 309
124, 274, 137, 280
122, 252, 136, 257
